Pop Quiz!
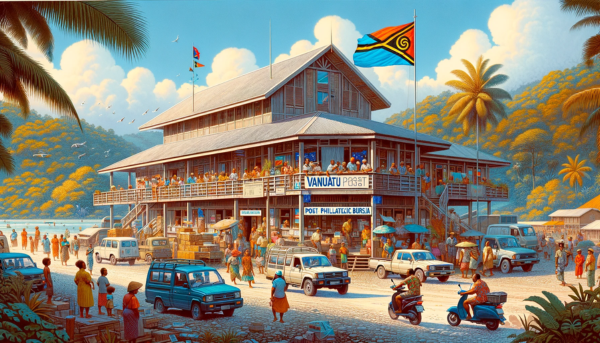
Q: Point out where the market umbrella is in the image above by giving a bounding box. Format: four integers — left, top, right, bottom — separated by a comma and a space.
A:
576, 240, 595, 250
373, 225, 396, 234
456, 241, 477, 248
461, 230, 485, 237
211, 219, 239, 231
404, 224, 429, 234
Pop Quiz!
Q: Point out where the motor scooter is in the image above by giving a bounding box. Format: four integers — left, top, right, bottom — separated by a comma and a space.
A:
388, 279, 424, 325
446, 283, 506, 330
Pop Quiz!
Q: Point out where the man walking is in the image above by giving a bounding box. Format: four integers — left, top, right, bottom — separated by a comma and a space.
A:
446, 232, 457, 265
555, 242, 568, 287
10, 229, 17, 247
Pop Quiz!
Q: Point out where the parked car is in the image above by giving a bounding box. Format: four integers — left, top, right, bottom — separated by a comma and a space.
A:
369, 249, 455, 283
480, 235, 540, 274
69, 227, 108, 253
95, 237, 139, 265
265, 246, 351, 296
145, 259, 243, 320
139, 237, 172, 263
0, 235, 9, 253
0, 253, 45, 291
486, 224, 538, 251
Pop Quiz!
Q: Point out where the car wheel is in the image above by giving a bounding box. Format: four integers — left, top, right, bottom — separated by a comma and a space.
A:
522, 264, 533, 272
191, 302, 203, 320
377, 266, 389, 279
128, 260, 135, 266
222, 309, 234, 317
95, 253, 102, 264
409, 312, 422, 325
447, 312, 461, 326
437, 276, 450, 283
415, 269, 427, 283
486, 319, 500, 331
145, 255, 152, 263
388, 306, 399, 320
110, 255, 117, 265
337, 284, 349, 295
303, 280, 317, 296
155, 299, 167, 314
500, 259, 513, 274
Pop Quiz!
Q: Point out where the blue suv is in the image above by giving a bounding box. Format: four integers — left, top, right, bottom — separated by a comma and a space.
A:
145, 259, 243, 320
0, 253, 45, 292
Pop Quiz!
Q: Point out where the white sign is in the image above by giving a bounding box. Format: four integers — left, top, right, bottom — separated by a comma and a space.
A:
275, 187, 286, 195
305, 175, 369, 189
243, 182, 263, 198
240, 210, 261, 216
304, 207, 372, 216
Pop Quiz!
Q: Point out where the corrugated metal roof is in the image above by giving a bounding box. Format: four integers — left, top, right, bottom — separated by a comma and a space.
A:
580, 194, 600, 210
425, 143, 510, 165
549, 208, 600, 217
582, 220, 600, 231
139, 45, 391, 130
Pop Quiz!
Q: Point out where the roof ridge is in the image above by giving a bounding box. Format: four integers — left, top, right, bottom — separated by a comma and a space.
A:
296, 112, 321, 135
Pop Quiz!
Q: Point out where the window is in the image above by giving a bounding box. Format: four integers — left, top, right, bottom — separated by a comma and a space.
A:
317, 71, 329, 84
152, 240, 168, 246
189, 271, 224, 288
401, 253, 412, 261
269, 255, 277, 264
285, 257, 293, 266
2, 257, 35, 270
131, 241, 137, 247
101, 240, 106, 247
301, 256, 332, 267
174, 272, 188, 287
318, 92, 329, 105
122, 241, 131, 247
293, 257, 301, 268
151, 271, 161, 282
412, 252, 436, 261
112, 241, 118, 248
277, 256, 285, 265
163, 272, 172, 283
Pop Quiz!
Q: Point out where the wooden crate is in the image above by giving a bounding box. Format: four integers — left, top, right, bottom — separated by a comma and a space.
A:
152, 330, 175, 342
141, 315, 161, 329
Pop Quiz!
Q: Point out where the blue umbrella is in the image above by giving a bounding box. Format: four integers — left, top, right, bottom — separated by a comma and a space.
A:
404, 224, 429, 234
461, 230, 485, 237
576, 240, 595, 250
373, 225, 396, 234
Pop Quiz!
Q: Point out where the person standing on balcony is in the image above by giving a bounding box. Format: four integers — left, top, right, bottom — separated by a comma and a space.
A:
399, 162, 407, 175
302, 159, 312, 173
187, 173, 196, 184
361, 159, 372, 173
347, 158, 357, 172
327, 160, 338, 173
389, 163, 398, 175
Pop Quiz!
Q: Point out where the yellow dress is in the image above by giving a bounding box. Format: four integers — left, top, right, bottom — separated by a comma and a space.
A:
483, 246, 494, 270
75, 269, 94, 308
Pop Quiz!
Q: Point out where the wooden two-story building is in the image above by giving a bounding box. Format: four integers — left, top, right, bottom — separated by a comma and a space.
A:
94, 45, 510, 245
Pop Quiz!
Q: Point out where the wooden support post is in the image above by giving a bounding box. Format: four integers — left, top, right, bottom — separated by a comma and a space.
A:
371, 195, 377, 258
487, 201, 492, 217
468, 202, 472, 228
109, 172, 114, 187
109, 205, 114, 229
299, 142, 304, 170
234, 199, 239, 221
370, 140, 376, 169
299, 194, 304, 245
163, 203, 167, 237
187, 202, 192, 226
266, 194, 271, 241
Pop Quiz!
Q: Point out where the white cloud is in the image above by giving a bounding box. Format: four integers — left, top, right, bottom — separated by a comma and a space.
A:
206, 48, 258, 87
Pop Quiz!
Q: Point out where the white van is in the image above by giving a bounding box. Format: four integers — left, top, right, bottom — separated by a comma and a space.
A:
95, 237, 139, 265
486, 224, 538, 251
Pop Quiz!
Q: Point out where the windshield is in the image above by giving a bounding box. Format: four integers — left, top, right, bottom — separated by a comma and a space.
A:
498, 237, 520, 248
152, 239, 168, 246
412, 252, 436, 261
301, 256, 332, 268
2, 257, 35, 270
189, 271, 224, 288
520, 227, 536, 236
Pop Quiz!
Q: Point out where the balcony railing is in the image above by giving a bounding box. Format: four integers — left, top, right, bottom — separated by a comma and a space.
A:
94, 173, 421, 206
446, 183, 509, 200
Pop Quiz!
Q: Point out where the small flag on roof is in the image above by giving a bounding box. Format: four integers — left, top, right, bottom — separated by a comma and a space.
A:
353, 22, 415, 67
193, 46, 200, 60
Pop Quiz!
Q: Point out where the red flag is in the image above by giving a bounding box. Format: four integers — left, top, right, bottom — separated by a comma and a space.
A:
194, 61, 204, 68
189, 67, 193, 72
193, 47, 200, 60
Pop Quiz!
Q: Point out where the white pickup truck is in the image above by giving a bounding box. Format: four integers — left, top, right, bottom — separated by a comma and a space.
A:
369, 249, 455, 283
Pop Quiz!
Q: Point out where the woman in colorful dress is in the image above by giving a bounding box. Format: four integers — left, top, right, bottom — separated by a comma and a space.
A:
339, 242, 348, 269
482, 241, 495, 277
469, 246, 480, 277
227, 249, 242, 285
51, 234, 60, 260
123, 281, 143, 343
431, 236, 441, 260
586, 248, 596, 291
74, 260, 94, 318
241, 250, 255, 288
575, 249, 585, 279
459, 248, 470, 278
60, 238, 70, 266
85, 243, 95, 275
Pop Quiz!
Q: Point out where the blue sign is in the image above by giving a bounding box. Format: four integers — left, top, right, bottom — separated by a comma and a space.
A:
294, 181, 301, 190
240, 210, 261, 216
303, 194, 311, 203
197, 209, 204, 218
373, 196, 382, 205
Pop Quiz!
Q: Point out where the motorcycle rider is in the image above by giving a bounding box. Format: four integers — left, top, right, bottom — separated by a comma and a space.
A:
461, 273, 490, 320
393, 268, 421, 310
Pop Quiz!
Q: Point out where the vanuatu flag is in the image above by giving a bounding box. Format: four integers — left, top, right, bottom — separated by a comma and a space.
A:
193, 46, 200, 60
353, 23, 415, 67
194, 61, 204, 68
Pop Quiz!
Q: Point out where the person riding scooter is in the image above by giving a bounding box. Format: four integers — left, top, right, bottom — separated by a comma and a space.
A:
393, 268, 421, 309
461, 273, 490, 320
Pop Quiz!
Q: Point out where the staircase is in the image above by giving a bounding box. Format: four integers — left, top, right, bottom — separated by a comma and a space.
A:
137, 218, 159, 240
420, 187, 475, 235
347, 254, 370, 272
121, 204, 147, 230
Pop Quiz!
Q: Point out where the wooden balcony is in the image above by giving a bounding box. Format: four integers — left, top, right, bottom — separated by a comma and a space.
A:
446, 183, 509, 201
93, 173, 421, 206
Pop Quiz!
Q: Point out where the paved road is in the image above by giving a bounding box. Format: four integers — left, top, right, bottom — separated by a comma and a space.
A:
16, 250, 582, 342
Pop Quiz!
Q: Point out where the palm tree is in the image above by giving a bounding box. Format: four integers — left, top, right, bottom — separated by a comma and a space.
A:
445, 56, 512, 230
0, 1, 148, 174
558, 154, 592, 200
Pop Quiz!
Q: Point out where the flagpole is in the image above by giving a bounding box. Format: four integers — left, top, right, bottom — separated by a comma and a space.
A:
270, 20, 272, 79
413, 9, 419, 230
192, 42, 195, 112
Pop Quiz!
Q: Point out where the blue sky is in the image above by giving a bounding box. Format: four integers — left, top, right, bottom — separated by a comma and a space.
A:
27, 0, 594, 134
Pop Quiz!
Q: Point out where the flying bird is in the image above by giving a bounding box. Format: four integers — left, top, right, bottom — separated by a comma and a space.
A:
104, 149, 110, 157
153, 107, 160, 112
71, 141, 86, 148
129, 119, 135, 124
78, 153, 86, 159
172, 35, 179, 43
117, 117, 124, 123
33, 150, 51, 158
112, 111, 116, 114
107, 104, 112, 109
81, 101, 85, 105
142, 109, 148, 115
176, 73, 180, 77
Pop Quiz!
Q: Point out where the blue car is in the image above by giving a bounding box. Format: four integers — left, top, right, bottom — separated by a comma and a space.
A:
0, 253, 45, 292
145, 259, 243, 320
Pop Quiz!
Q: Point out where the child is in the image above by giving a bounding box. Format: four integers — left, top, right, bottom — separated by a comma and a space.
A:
42, 258, 53, 304
255, 250, 265, 274
106, 286, 115, 317
96, 268, 110, 315
29, 236, 34, 254
328, 246, 337, 267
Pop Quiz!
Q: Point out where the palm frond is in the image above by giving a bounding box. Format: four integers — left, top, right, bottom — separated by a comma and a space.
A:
445, 79, 472, 92
482, 63, 503, 82
561, 0, 600, 17
483, 74, 509, 88
483, 87, 512, 100
446, 92, 470, 105
35, 1, 149, 60
450, 69, 474, 87
579, 106, 600, 137
583, 34, 600, 66
448, 95, 472, 116
563, 87, 600, 113
0, 113, 12, 138
0, 143, 16, 173
0, 4, 28, 48
13, 3, 54, 61
571, 15, 600, 30
457, 98, 475, 123
488, 99, 508, 118
461, 58, 478, 83
476, 97, 488, 118
477, 58, 490, 80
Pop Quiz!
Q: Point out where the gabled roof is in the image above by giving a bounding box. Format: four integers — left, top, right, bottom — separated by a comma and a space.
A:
100, 112, 449, 173
549, 208, 600, 217
580, 194, 600, 210
139, 45, 391, 131
424, 143, 510, 166
582, 220, 600, 231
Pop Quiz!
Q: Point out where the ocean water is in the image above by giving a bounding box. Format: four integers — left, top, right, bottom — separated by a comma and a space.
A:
1, 219, 102, 240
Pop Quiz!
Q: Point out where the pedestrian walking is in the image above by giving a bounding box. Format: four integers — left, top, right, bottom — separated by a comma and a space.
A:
249, 227, 258, 257
567, 237, 574, 262
328, 245, 338, 267
459, 248, 470, 278
34, 227, 40, 252
482, 241, 494, 277
86, 244, 94, 275
271, 270, 289, 323
224, 243, 233, 265
431, 236, 441, 260
227, 249, 242, 285
555, 242, 568, 287
42, 235, 51, 259
339, 242, 348, 269
256, 249, 265, 274
72, 235, 80, 258
446, 232, 457, 265
469, 246, 479, 277
106, 286, 115, 317
29, 236, 34, 254
540, 235, 549, 260
21, 228, 27, 250
257, 231, 268, 258
42, 258, 53, 305
586, 248, 596, 291
51, 234, 59, 260
60, 238, 70, 266
241, 250, 255, 288
10, 229, 17, 247
97, 268, 110, 315
74, 260, 94, 319
123, 281, 143, 343
575, 249, 585, 279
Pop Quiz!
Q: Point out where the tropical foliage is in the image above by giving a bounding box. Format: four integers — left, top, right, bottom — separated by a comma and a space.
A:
508, 285, 600, 343
559, 155, 592, 199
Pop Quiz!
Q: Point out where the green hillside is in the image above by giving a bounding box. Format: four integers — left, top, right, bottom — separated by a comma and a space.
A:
385, 63, 600, 220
